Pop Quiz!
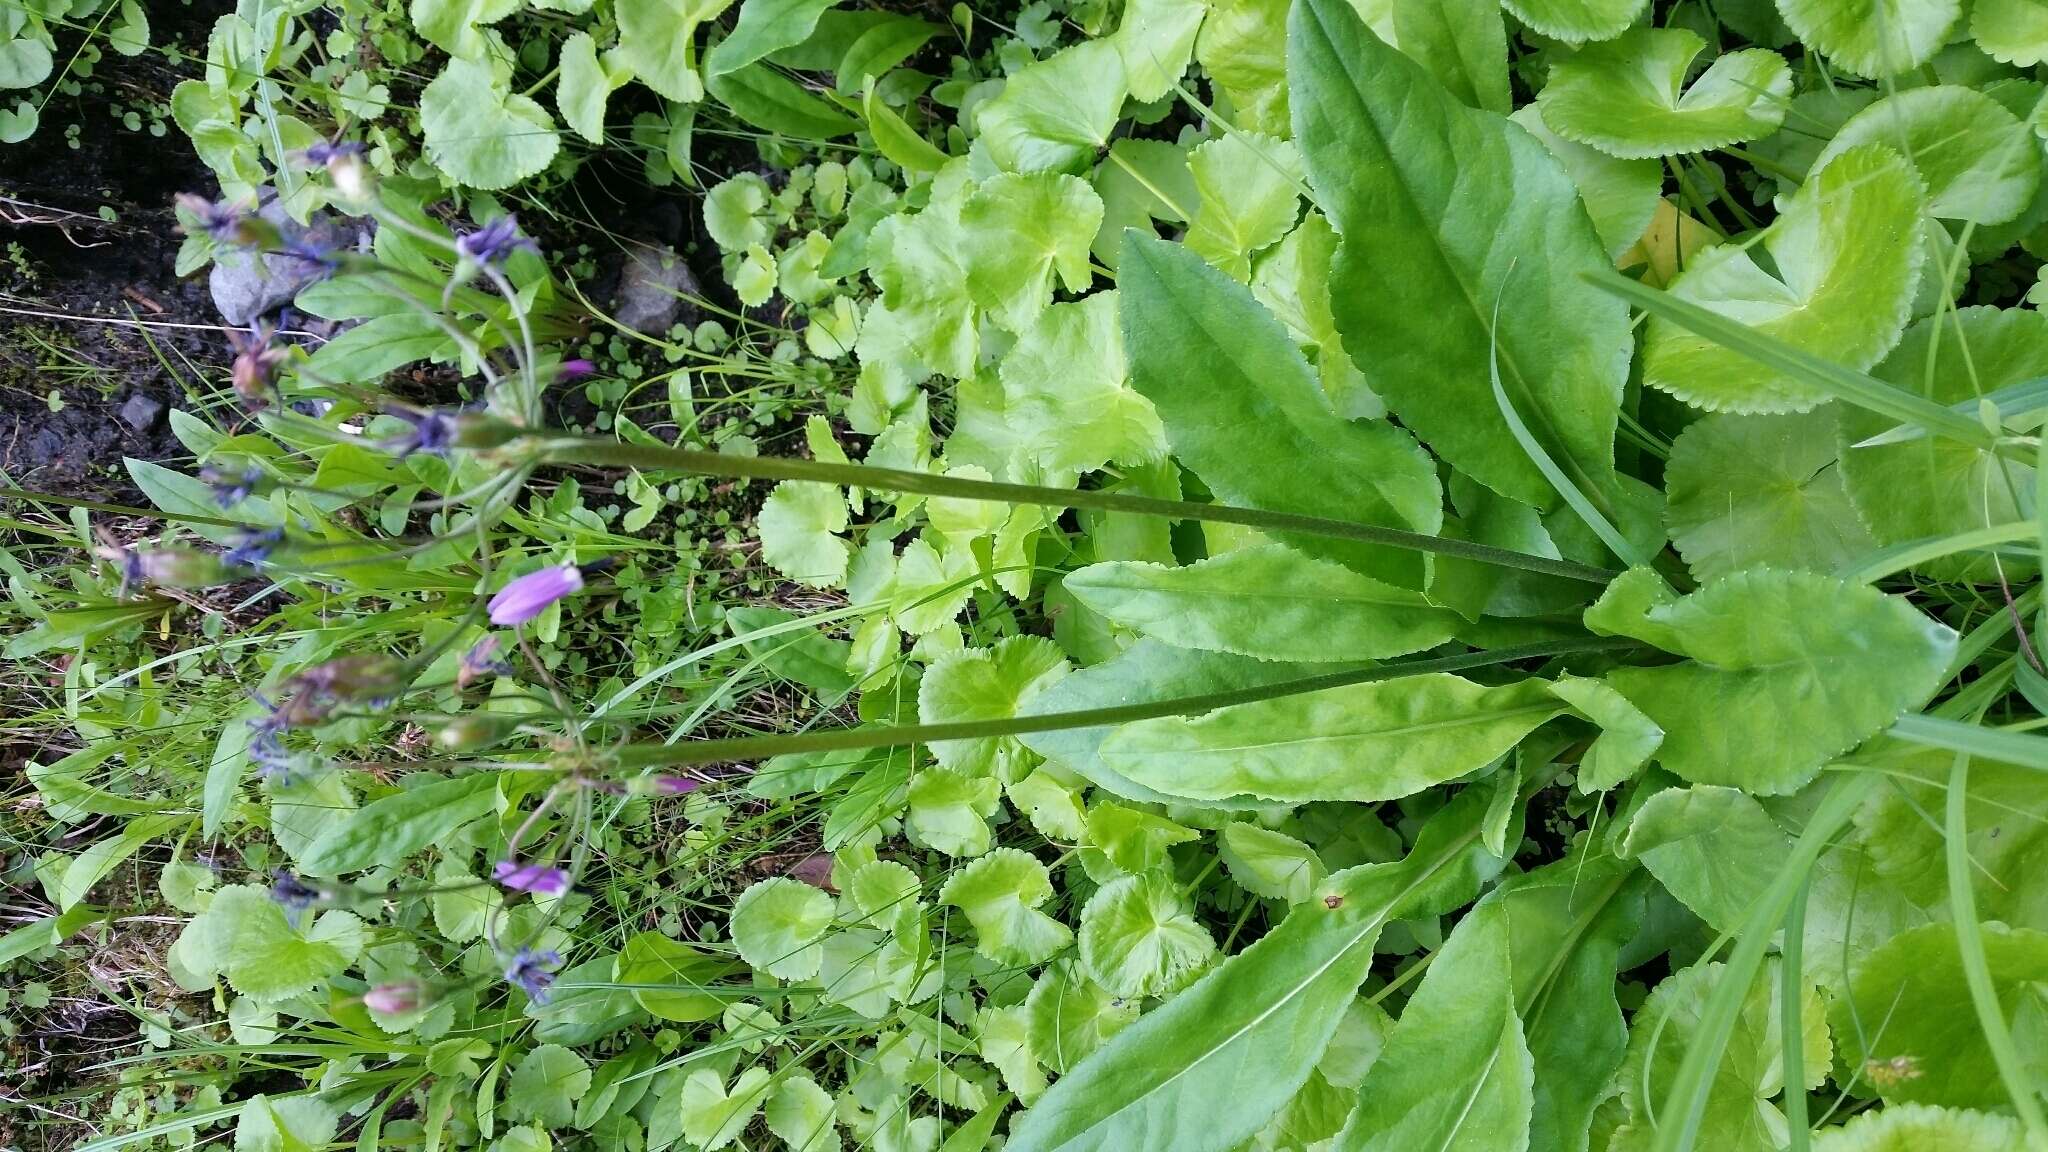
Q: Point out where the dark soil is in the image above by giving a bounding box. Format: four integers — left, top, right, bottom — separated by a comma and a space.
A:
0, 2, 234, 501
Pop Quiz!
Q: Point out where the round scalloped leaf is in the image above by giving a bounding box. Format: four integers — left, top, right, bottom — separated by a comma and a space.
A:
1839, 308, 2048, 582
1114, 0, 1205, 102
1812, 86, 2041, 226
678, 1066, 773, 1152
729, 877, 833, 980
507, 1045, 590, 1129
1079, 873, 1218, 999
555, 31, 616, 145
998, 291, 1168, 479
977, 39, 1128, 174
1508, 107, 1661, 260
0, 36, 53, 88
962, 172, 1102, 334
1183, 132, 1305, 281
1497, 0, 1647, 44
420, 58, 561, 191
1586, 568, 1957, 793
917, 636, 1069, 778
1643, 143, 1924, 413
757, 480, 850, 588
1537, 28, 1791, 159
939, 846, 1073, 965
1612, 959, 1829, 1151
906, 766, 1000, 857
1813, 1104, 2024, 1151
764, 1076, 839, 1152
1026, 958, 1139, 1073
235, 1095, 339, 1152
1834, 923, 2048, 1109
613, 0, 732, 104
1973, 0, 2048, 66
1665, 410, 1874, 582
1854, 750, 2048, 927
1775, 0, 1960, 78
200, 886, 364, 1003
1193, 0, 1289, 135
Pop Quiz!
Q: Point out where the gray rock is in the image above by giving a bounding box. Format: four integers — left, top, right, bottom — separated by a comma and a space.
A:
208, 191, 352, 327
120, 392, 164, 431
613, 242, 700, 335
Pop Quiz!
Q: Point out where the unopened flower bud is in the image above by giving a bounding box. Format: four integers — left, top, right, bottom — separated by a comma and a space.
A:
293, 652, 407, 704
362, 981, 427, 1015
134, 548, 227, 589
451, 412, 523, 450
436, 713, 512, 751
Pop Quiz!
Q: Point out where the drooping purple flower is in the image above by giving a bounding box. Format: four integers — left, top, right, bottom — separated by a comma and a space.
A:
385, 408, 460, 458
494, 859, 572, 897
224, 527, 283, 572
488, 566, 583, 626
557, 359, 595, 381
270, 870, 322, 926
502, 948, 561, 1004
200, 466, 263, 509
229, 321, 289, 409
176, 193, 246, 244
299, 140, 365, 166
456, 215, 537, 269
655, 776, 700, 796
458, 636, 508, 689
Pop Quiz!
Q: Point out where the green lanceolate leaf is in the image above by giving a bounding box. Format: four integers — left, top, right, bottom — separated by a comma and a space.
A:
1832, 922, 2048, 1110
1063, 542, 1459, 662
297, 773, 501, 876
1536, 27, 1791, 159
1664, 410, 1875, 582
1838, 307, 2048, 581
705, 0, 843, 76
615, 931, 739, 1022
1099, 673, 1565, 804
706, 64, 858, 139
1292, 0, 1633, 517
1118, 232, 1442, 589
1016, 638, 1330, 807
1364, 0, 1511, 114
1642, 144, 1925, 414
1501, 850, 1650, 1152
1586, 568, 1957, 792
1004, 788, 1505, 1152
1333, 894, 1533, 1152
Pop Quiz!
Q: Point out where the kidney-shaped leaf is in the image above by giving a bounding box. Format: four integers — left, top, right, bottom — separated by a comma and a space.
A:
1586, 567, 1957, 793
1812, 86, 2041, 226
1643, 144, 1925, 413
420, 58, 561, 190
1537, 27, 1791, 159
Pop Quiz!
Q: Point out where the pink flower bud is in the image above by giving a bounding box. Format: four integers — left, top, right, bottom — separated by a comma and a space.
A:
363, 982, 425, 1014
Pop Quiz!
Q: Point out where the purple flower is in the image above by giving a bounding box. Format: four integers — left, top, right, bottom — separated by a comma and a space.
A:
488, 566, 583, 626
557, 359, 595, 381
224, 527, 283, 572
494, 860, 571, 897
201, 466, 263, 509
229, 321, 289, 409
456, 215, 536, 269
386, 408, 459, 458
655, 776, 699, 796
458, 636, 508, 689
176, 193, 246, 244
270, 870, 322, 926
503, 948, 561, 1004
300, 140, 364, 166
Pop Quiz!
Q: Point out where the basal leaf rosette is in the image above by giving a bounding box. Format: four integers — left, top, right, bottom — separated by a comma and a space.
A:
1537, 27, 1791, 159
1643, 143, 1925, 413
